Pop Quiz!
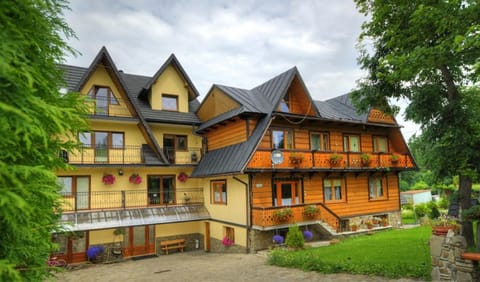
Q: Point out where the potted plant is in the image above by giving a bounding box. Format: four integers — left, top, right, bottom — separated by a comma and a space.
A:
272, 234, 284, 245
390, 154, 400, 164
289, 152, 304, 166
431, 215, 458, 236
381, 217, 389, 227
177, 172, 188, 182
222, 236, 234, 247
303, 205, 320, 218
329, 154, 343, 166
102, 174, 115, 185
360, 153, 371, 166
273, 208, 293, 223
129, 173, 142, 184
350, 223, 358, 232
365, 219, 374, 229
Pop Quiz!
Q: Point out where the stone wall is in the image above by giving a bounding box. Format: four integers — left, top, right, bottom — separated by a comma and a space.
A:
430, 231, 479, 281
156, 233, 204, 255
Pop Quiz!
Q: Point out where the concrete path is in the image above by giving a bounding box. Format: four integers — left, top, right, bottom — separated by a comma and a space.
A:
55, 251, 422, 282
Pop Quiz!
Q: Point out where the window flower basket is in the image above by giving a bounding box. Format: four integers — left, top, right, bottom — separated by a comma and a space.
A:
177, 172, 188, 182
273, 208, 293, 223
303, 205, 320, 218
391, 154, 400, 164
289, 153, 304, 166
222, 236, 234, 247
102, 174, 115, 185
129, 173, 142, 184
329, 154, 343, 166
360, 153, 371, 166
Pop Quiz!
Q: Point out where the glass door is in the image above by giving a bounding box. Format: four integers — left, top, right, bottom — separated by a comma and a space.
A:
148, 175, 176, 205
274, 181, 300, 206
94, 132, 108, 162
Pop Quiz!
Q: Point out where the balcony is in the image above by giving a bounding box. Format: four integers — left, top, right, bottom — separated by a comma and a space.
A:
86, 96, 132, 118
65, 145, 202, 165
60, 188, 204, 212
251, 203, 340, 232
59, 188, 207, 231
248, 150, 414, 170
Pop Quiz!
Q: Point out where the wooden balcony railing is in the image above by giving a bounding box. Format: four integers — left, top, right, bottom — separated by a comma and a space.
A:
65, 145, 202, 165
60, 188, 203, 212
248, 150, 414, 170
251, 203, 340, 231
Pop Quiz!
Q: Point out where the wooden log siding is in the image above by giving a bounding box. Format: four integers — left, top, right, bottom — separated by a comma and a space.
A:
206, 118, 249, 150
250, 173, 400, 225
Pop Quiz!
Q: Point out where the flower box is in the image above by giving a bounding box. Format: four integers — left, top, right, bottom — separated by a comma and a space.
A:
102, 174, 115, 185
129, 174, 142, 184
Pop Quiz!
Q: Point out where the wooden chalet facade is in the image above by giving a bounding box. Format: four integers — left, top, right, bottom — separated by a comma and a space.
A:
54, 48, 415, 262
192, 67, 416, 251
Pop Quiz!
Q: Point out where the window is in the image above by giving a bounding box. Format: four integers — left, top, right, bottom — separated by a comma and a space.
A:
57, 176, 90, 209
162, 94, 178, 111
369, 176, 385, 199
148, 175, 175, 205
343, 134, 360, 152
373, 136, 388, 152
112, 133, 124, 149
88, 86, 118, 115
323, 178, 344, 202
211, 180, 227, 204
272, 129, 293, 149
310, 132, 329, 151
78, 131, 124, 162
278, 93, 290, 112
273, 180, 301, 206
79, 132, 92, 148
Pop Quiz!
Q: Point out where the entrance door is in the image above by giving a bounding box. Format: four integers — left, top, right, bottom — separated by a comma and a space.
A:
148, 175, 175, 205
126, 225, 155, 257
274, 181, 300, 206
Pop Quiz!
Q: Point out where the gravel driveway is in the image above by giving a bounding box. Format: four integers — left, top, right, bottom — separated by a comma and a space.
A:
55, 251, 422, 282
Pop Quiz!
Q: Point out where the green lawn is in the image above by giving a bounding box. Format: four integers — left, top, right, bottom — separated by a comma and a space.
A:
268, 226, 431, 280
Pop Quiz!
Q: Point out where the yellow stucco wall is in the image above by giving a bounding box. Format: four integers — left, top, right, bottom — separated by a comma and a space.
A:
89, 228, 122, 245
203, 175, 248, 225
155, 221, 204, 237
208, 221, 247, 247
150, 65, 188, 112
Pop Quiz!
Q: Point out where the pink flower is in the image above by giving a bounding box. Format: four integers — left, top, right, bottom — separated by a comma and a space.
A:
222, 236, 234, 247
129, 174, 142, 184
102, 174, 115, 185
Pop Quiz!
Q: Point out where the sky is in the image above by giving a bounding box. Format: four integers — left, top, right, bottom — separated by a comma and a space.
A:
62, 0, 420, 139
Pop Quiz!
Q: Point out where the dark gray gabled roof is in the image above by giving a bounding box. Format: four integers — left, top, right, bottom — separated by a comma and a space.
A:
315, 93, 368, 122
252, 67, 297, 108
58, 64, 87, 90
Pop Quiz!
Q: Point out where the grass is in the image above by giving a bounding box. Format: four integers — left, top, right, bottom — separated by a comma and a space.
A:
268, 226, 431, 280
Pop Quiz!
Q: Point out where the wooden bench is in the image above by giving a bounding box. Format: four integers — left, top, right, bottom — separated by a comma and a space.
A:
160, 239, 185, 255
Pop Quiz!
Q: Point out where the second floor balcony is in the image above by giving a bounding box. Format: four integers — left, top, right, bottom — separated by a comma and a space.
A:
65, 145, 202, 165
248, 150, 414, 171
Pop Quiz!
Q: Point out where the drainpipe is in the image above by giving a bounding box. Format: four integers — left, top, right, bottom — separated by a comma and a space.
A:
233, 175, 250, 254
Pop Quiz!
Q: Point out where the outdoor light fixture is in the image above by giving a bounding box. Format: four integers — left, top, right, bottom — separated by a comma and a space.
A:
118, 169, 124, 176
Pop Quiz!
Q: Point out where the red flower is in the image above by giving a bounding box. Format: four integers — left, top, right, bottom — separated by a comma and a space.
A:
129, 174, 142, 184
177, 172, 188, 182
102, 174, 115, 185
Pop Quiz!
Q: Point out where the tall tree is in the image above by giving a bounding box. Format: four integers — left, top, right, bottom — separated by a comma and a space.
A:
0, 0, 87, 280
353, 0, 480, 247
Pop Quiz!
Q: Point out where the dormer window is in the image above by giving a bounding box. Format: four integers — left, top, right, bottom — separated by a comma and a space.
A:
88, 86, 118, 115
278, 93, 290, 112
162, 94, 178, 111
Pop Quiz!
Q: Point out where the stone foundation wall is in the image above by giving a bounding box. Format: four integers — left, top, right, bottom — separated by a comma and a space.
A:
430, 232, 479, 281
209, 237, 246, 253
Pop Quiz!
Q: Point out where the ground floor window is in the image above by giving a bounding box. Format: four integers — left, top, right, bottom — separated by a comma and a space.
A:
223, 226, 235, 246
323, 178, 345, 202
369, 176, 386, 200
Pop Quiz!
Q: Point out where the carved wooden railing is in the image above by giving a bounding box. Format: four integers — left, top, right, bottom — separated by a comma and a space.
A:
248, 150, 414, 170
251, 203, 340, 231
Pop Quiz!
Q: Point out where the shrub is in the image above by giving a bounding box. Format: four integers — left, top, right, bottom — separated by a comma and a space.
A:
414, 203, 428, 218
437, 197, 449, 209
427, 201, 440, 219
285, 224, 304, 249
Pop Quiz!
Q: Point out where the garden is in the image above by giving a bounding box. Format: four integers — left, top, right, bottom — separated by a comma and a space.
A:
268, 226, 431, 280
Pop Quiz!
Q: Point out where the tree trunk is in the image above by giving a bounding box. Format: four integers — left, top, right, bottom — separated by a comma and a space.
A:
459, 174, 474, 247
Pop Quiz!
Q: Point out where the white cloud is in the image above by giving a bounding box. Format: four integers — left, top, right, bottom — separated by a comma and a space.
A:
62, 0, 419, 138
